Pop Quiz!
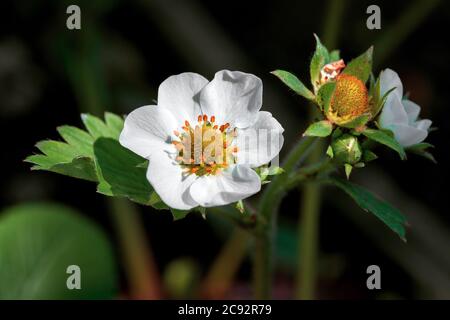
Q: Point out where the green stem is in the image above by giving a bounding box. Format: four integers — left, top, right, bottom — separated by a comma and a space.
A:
253, 136, 317, 299
295, 0, 346, 300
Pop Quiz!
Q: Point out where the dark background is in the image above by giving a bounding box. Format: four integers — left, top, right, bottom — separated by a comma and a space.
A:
0, 0, 449, 299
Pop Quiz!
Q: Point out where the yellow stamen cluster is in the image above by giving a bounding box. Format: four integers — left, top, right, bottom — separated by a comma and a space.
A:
327, 74, 369, 125
172, 114, 238, 176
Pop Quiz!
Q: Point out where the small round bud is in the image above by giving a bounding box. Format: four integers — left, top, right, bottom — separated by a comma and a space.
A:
331, 134, 362, 165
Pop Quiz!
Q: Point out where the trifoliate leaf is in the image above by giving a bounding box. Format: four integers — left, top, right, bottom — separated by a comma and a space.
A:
329, 177, 407, 241
303, 120, 333, 137
342, 46, 373, 83
362, 128, 406, 160
310, 34, 330, 90
271, 70, 315, 101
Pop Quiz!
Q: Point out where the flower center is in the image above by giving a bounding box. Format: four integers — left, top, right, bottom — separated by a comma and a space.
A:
172, 114, 238, 176
328, 74, 369, 124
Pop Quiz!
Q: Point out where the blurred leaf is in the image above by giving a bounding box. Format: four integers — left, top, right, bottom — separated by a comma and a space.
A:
362, 128, 406, 160
271, 70, 315, 101
310, 34, 330, 89
94, 138, 163, 207
0, 203, 118, 299
329, 178, 407, 240
342, 46, 373, 83
303, 120, 333, 137
329, 50, 340, 61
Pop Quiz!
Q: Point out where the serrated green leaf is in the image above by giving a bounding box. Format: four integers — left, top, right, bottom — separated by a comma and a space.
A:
0, 202, 118, 299
303, 120, 333, 137
81, 113, 117, 139
48, 157, 98, 182
310, 34, 330, 90
342, 46, 373, 83
271, 70, 315, 101
94, 138, 160, 206
36, 140, 80, 163
27, 112, 126, 183
362, 128, 406, 160
330, 178, 407, 240
57, 125, 94, 157
104, 112, 124, 139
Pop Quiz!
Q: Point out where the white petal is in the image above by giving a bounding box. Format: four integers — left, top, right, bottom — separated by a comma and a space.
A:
189, 165, 261, 207
379, 93, 408, 127
199, 70, 262, 128
380, 68, 403, 98
402, 99, 421, 123
158, 72, 209, 124
119, 105, 178, 159
146, 151, 198, 210
391, 124, 428, 147
415, 119, 432, 131
235, 111, 284, 167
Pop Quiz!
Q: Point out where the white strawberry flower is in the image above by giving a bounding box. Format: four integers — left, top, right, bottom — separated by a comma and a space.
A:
379, 68, 432, 147
119, 70, 284, 210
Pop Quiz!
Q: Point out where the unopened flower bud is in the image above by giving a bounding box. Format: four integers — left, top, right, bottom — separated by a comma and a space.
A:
331, 134, 362, 165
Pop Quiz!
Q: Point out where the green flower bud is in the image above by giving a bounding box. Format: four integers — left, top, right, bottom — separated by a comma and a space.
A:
331, 134, 362, 165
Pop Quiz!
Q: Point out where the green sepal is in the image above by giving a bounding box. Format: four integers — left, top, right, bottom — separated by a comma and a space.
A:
317, 82, 336, 112
406, 143, 436, 163
303, 120, 333, 137
342, 46, 373, 83
310, 34, 330, 90
344, 163, 353, 179
271, 70, 315, 101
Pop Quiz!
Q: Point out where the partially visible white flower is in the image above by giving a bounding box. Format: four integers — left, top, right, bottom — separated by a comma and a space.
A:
119, 70, 284, 210
379, 68, 432, 147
